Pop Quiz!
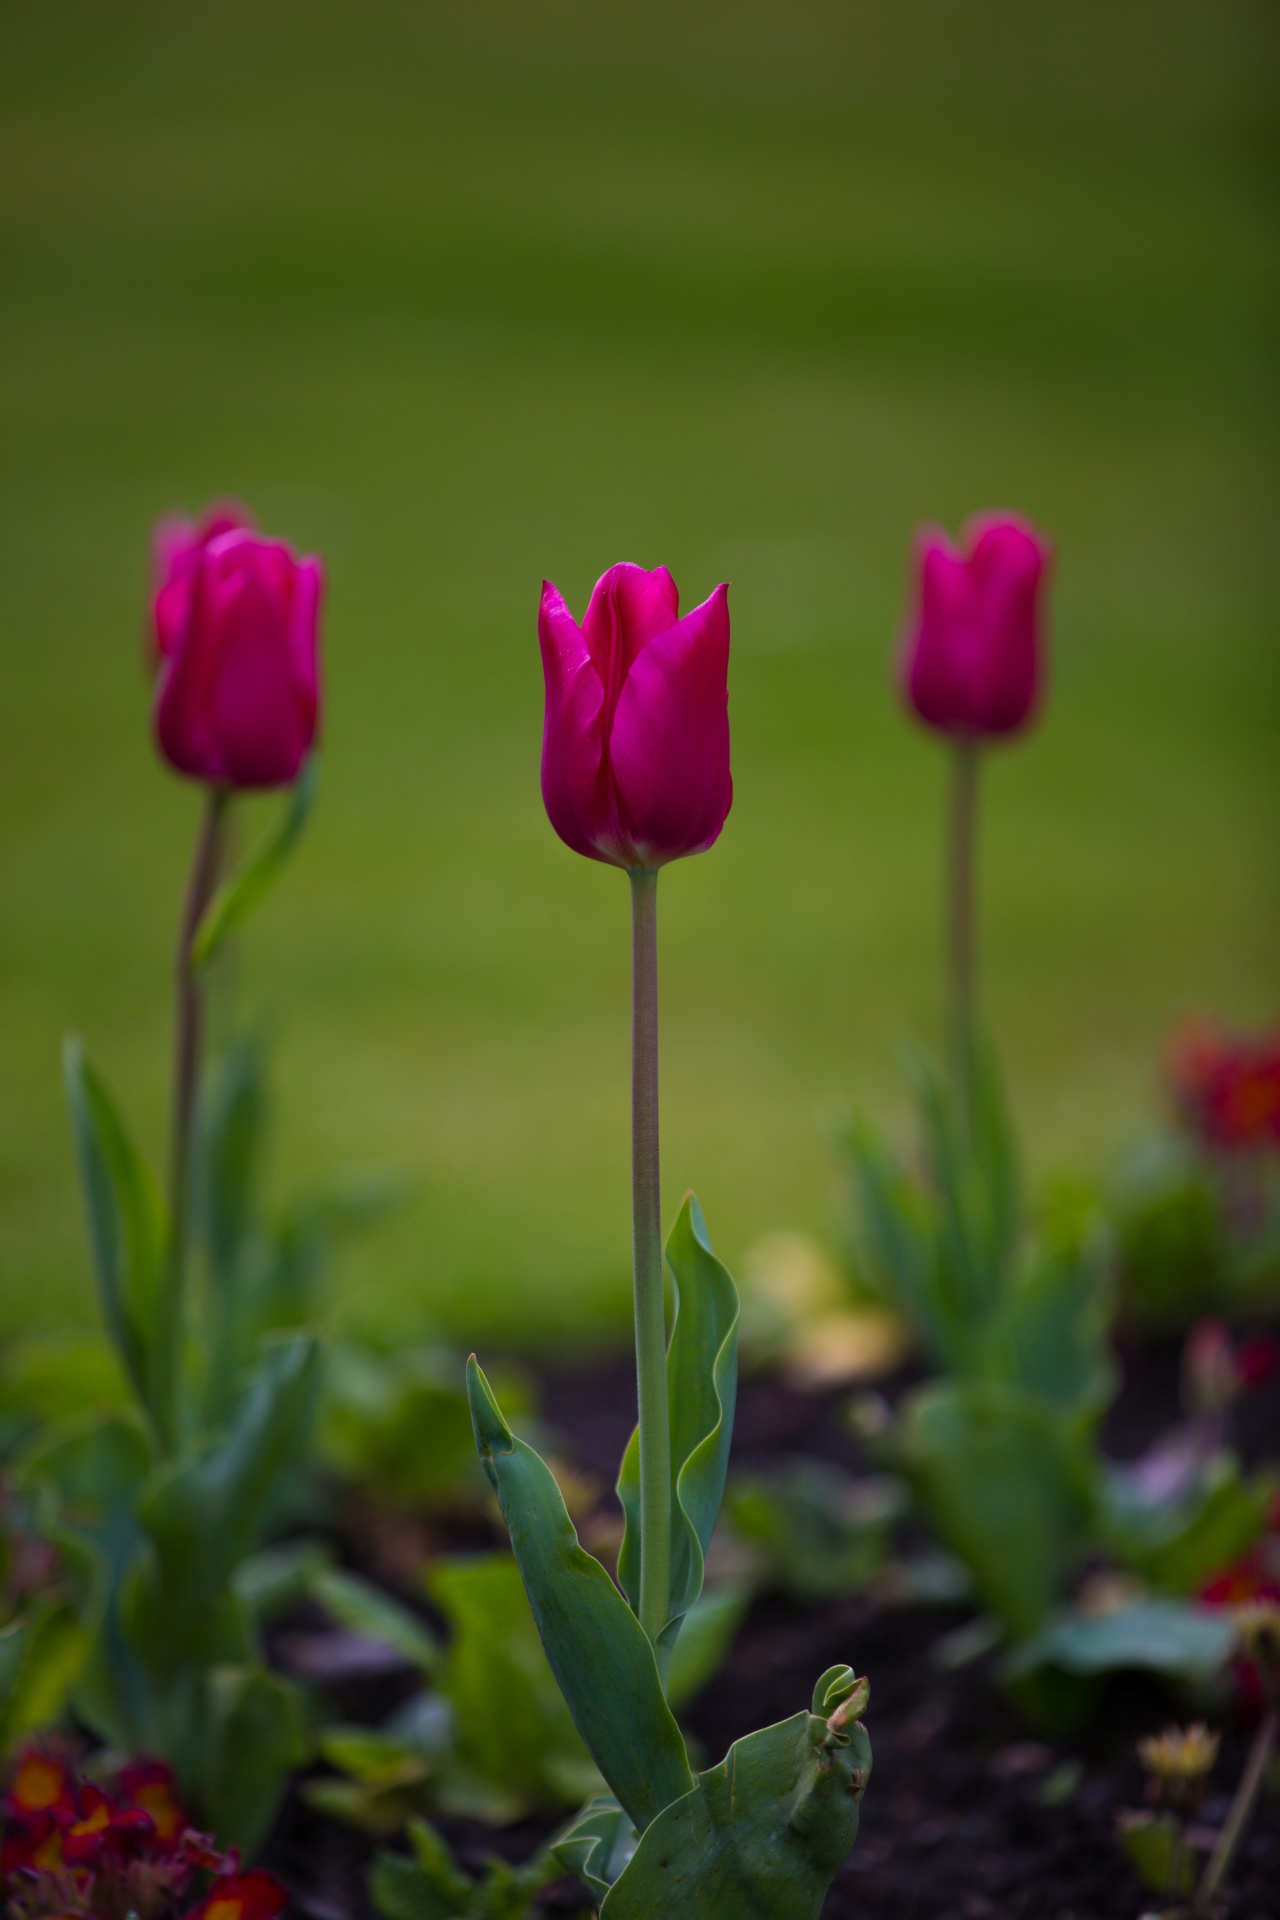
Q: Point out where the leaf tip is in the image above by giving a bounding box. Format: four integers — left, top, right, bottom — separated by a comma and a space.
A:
466, 1355, 514, 1461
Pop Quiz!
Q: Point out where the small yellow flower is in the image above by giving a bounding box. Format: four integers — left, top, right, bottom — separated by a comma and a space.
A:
1137, 1723, 1219, 1784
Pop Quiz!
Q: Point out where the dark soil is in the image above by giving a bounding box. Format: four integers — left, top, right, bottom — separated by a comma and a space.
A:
266, 1332, 1280, 1920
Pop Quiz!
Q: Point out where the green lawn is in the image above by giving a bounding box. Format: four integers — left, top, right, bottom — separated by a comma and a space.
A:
1, 1, 1276, 1349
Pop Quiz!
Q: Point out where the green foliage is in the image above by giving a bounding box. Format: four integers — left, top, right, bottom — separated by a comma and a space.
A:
663, 1580, 751, 1711
371, 1818, 560, 1920
903, 1380, 1097, 1643
467, 1357, 693, 1833
1118, 1809, 1195, 1896
561, 1669, 871, 1919
1112, 1137, 1280, 1330
1104, 1453, 1280, 1598
62, 1041, 167, 1435
20, 1339, 318, 1848
193, 758, 319, 971
471, 1201, 872, 1911
616, 1196, 739, 1664
726, 1460, 903, 1603
321, 1340, 519, 1513
1006, 1599, 1236, 1688
426, 1553, 602, 1819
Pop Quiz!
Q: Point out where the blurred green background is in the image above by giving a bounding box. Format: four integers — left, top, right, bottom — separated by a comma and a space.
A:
1, 1, 1276, 1349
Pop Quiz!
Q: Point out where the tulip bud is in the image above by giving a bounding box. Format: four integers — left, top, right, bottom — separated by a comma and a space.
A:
898, 513, 1050, 740
151, 521, 323, 790
537, 563, 731, 869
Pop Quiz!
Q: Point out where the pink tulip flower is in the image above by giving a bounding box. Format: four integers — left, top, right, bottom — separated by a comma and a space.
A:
152, 521, 323, 789
899, 514, 1051, 740
150, 500, 255, 665
538, 562, 732, 869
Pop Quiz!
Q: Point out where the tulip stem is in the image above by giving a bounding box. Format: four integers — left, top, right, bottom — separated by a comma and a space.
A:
946, 738, 980, 1113
629, 865, 671, 1660
1196, 1705, 1276, 1912
157, 785, 228, 1454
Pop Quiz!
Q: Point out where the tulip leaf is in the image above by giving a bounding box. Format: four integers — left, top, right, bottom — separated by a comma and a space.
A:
664, 1579, 750, 1711
193, 755, 318, 970
903, 1379, 1096, 1642
198, 1661, 312, 1855
598, 1694, 872, 1918
127, 1334, 320, 1676
616, 1195, 739, 1658
1005, 1598, 1237, 1685
62, 1038, 166, 1420
466, 1357, 693, 1832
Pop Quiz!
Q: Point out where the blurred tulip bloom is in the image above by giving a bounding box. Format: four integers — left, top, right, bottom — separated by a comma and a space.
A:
899, 514, 1050, 741
152, 518, 323, 790
538, 563, 731, 869
151, 501, 255, 665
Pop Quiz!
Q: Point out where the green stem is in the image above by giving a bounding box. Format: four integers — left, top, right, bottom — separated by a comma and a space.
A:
629, 865, 670, 1656
946, 738, 980, 1111
1196, 1705, 1276, 1912
156, 785, 228, 1454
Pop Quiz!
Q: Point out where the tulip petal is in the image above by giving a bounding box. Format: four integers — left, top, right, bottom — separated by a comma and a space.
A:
208, 543, 313, 787
964, 516, 1049, 735
538, 580, 613, 863
609, 584, 732, 868
581, 562, 680, 703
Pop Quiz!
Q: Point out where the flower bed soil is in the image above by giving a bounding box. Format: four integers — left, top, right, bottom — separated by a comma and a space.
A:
265, 1332, 1280, 1920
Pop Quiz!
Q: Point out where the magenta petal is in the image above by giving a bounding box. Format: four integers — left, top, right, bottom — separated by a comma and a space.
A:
964, 517, 1049, 735
900, 530, 971, 734
208, 558, 310, 787
608, 583, 732, 867
537, 580, 614, 863
580, 564, 681, 713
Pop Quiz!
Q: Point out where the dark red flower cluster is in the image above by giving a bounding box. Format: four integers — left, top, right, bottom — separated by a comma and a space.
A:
0, 1751, 287, 1920
1168, 1019, 1280, 1153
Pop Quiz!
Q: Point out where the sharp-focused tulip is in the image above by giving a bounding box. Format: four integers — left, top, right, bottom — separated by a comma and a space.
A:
899, 514, 1050, 739
537, 562, 731, 869
152, 521, 323, 789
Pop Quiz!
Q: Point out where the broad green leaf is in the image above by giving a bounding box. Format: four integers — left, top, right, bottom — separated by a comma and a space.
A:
665, 1581, 750, 1711
312, 1566, 440, 1675
199, 1662, 311, 1855
600, 1692, 871, 1918
128, 1334, 320, 1674
427, 1552, 601, 1815
1006, 1598, 1236, 1684
192, 756, 318, 971
904, 1380, 1096, 1641
616, 1195, 739, 1654
994, 1239, 1115, 1413
62, 1039, 166, 1419
466, 1357, 692, 1832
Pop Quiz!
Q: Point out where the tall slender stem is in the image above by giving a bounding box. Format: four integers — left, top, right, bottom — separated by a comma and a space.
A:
629, 865, 670, 1654
946, 738, 980, 1109
156, 786, 227, 1453
1196, 1705, 1276, 1911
